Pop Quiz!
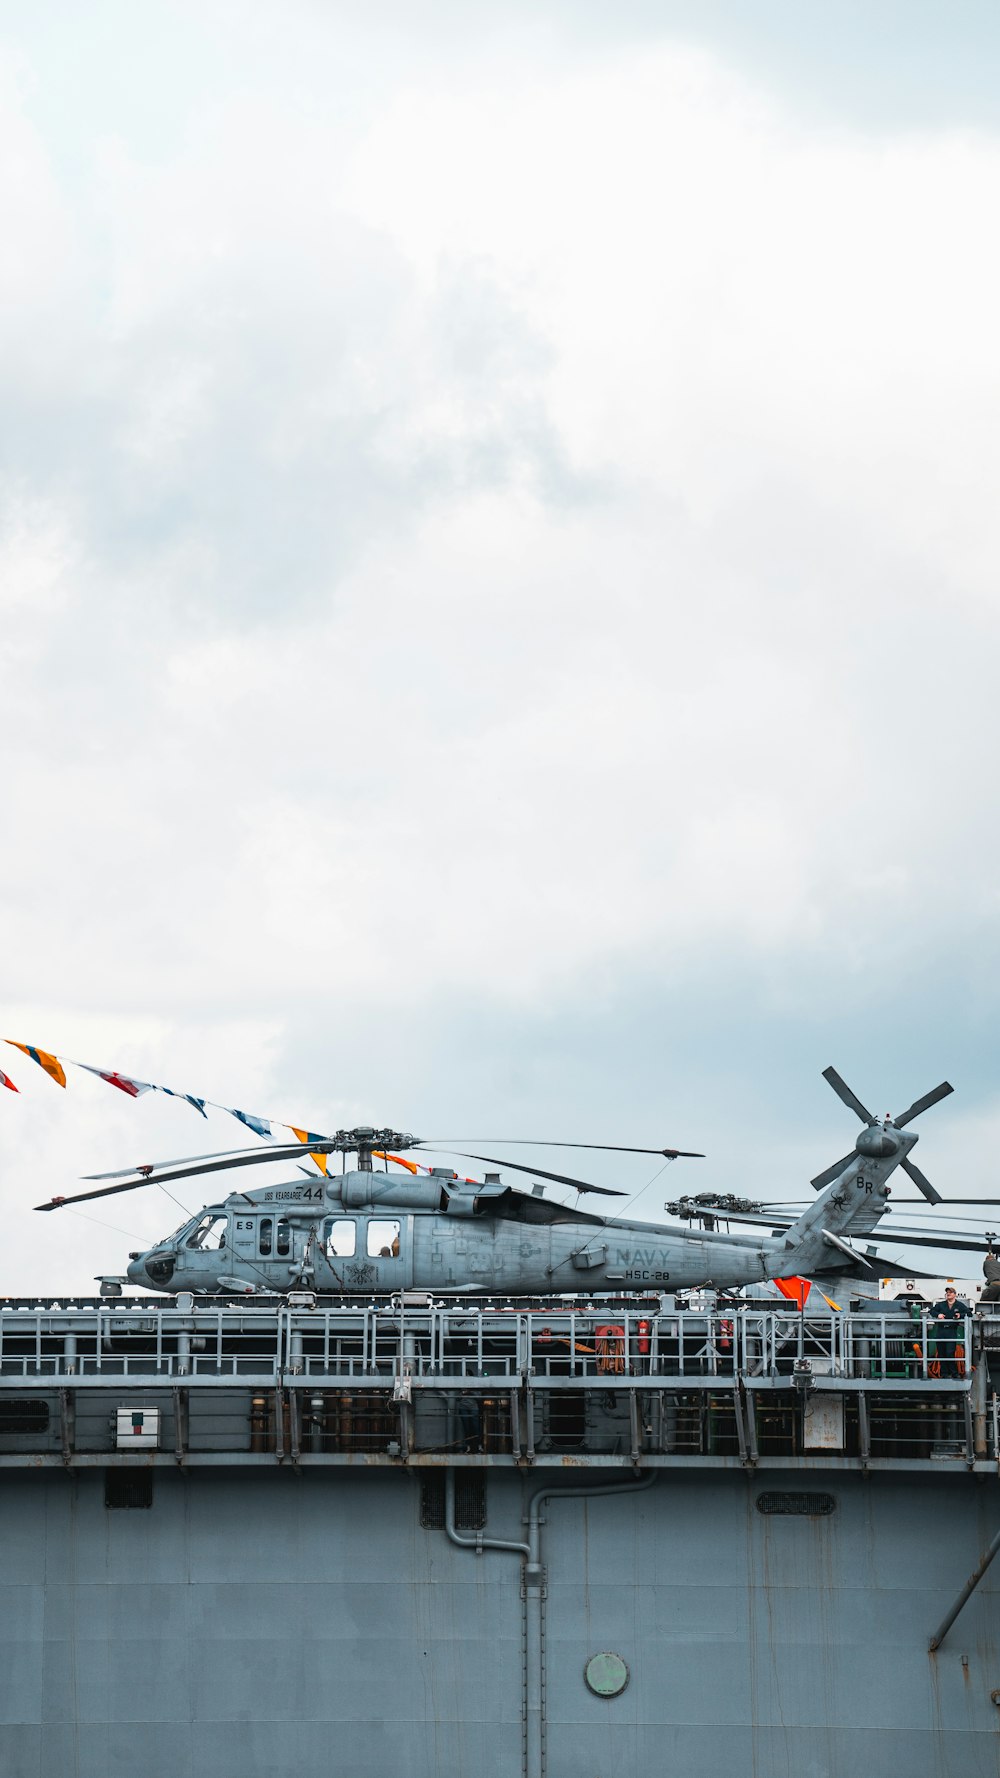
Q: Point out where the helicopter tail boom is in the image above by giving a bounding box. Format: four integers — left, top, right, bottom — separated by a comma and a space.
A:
768, 1128, 913, 1277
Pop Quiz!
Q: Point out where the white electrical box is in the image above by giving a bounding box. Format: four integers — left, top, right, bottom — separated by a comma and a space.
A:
802, 1396, 845, 1451
115, 1407, 160, 1449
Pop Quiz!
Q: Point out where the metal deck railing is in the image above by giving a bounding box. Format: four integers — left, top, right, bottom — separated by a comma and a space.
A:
0, 1301, 983, 1383
0, 1302, 992, 1469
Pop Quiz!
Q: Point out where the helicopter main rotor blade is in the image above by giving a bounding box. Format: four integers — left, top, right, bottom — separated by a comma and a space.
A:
36, 1143, 335, 1211
447, 1152, 627, 1197
822, 1066, 874, 1124
420, 1140, 704, 1159
900, 1155, 943, 1205
892, 1081, 954, 1128
81, 1143, 312, 1181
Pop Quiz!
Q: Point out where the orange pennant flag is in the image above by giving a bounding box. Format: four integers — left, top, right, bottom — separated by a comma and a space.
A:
775, 1276, 812, 1309
289, 1127, 329, 1176
5, 1043, 66, 1088
373, 1151, 419, 1174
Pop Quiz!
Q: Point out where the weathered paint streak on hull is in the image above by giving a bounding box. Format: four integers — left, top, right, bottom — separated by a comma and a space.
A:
1, 1465, 997, 1777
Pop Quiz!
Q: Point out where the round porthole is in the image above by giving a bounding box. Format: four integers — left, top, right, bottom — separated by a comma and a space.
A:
584, 1652, 629, 1698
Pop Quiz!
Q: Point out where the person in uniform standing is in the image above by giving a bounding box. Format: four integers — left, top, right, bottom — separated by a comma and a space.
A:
930, 1285, 971, 1375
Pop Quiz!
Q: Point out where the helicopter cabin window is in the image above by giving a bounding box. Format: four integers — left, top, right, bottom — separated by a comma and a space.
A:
368, 1219, 401, 1259
259, 1218, 290, 1257
325, 1219, 356, 1258
185, 1215, 227, 1251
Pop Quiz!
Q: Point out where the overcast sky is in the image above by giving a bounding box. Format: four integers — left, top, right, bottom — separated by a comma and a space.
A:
2, 1, 999, 1293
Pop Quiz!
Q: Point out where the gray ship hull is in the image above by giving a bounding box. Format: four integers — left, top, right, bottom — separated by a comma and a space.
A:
3, 1465, 999, 1776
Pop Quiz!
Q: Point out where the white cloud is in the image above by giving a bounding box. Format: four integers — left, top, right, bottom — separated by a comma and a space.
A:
0, 10, 998, 1289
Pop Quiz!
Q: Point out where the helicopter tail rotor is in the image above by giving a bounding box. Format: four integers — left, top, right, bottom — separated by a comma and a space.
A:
821, 1067, 875, 1126
892, 1081, 955, 1129
810, 1066, 952, 1205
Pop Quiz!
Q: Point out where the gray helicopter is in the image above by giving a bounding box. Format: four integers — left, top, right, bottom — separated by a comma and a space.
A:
34, 1067, 993, 1298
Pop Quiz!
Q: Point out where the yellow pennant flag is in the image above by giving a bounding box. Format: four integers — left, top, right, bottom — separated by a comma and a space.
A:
5, 1042, 66, 1088
289, 1126, 329, 1176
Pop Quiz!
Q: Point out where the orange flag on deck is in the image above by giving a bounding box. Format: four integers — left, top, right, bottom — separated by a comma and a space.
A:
775, 1276, 812, 1309
5, 1043, 66, 1087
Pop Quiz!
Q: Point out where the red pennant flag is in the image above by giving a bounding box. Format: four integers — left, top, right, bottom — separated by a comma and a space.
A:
76, 1064, 152, 1098
0, 1070, 18, 1092
775, 1276, 812, 1309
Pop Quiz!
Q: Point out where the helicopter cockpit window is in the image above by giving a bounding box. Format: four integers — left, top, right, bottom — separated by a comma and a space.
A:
259, 1218, 272, 1257
325, 1219, 356, 1258
276, 1220, 290, 1257
185, 1215, 227, 1251
368, 1219, 401, 1259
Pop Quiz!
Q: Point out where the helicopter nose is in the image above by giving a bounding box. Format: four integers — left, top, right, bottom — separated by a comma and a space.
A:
126, 1254, 148, 1286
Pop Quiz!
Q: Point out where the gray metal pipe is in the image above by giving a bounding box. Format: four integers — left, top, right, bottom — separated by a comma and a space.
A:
523, 1473, 657, 1778
444, 1465, 530, 1560
929, 1524, 1000, 1651
444, 1469, 531, 1778
444, 1469, 656, 1778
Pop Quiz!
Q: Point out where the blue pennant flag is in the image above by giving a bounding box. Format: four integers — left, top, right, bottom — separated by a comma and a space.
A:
230, 1108, 272, 1139
157, 1085, 208, 1118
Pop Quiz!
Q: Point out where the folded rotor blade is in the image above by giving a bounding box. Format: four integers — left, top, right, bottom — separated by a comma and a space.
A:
868, 1262, 939, 1282
892, 1081, 954, 1128
663, 1208, 990, 1254
421, 1139, 703, 1158
886, 1198, 1000, 1206
810, 1148, 860, 1190
822, 1066, 874, 1124
768, 1199, 1000, 1210
864, 1227, 988, 1256
702, 1209, 796, 1228
447, 1152, 626, 1197
876, 1219, 998, 1237
37, 1143, 335, 1210
900, 1155, 942, 1205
